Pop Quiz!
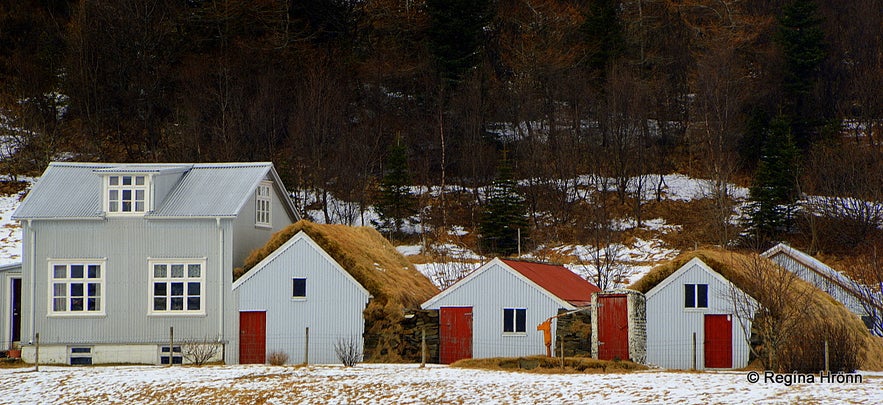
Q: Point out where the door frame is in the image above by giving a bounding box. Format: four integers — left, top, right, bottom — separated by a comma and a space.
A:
239, 310, 267, 364
703, 313, 733, 369
597, 294, 629, 361
439, 306, 473, 364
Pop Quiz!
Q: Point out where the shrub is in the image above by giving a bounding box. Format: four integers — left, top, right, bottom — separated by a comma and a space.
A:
334, 336, 362, 367
182, 337, 221, 366
267, 351, 289, 366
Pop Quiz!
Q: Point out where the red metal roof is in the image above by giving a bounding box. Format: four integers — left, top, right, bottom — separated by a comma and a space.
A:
501, 259, 600, 306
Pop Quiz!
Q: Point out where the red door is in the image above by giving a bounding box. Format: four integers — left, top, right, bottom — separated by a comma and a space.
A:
597, 294, 629, 361
240, 311, 266, 364
440, 307, 472, 364
704, 314, 733, 368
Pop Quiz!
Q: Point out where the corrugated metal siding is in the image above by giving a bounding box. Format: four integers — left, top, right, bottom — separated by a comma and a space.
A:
422, 263, 566, 358
231, 175, 297, 269
151, 164, 270, 217
13, 163, 110, 219
769, 253, 866, 316
235, 237, 369, 364
151, 171, 187, 212
645, 262, 751, 370
24, 218, 236, 346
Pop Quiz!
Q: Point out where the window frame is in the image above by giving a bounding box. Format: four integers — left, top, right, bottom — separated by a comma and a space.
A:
159, 345, 183, 365
684, 283, 709, 309
148, 258, 206, 316
502, 307, 527, 335
255, 181, 272, 228
48, 259, 106, 317
292, 277, 307, 300
103, 174, 151, 216
69, 346, 93, 365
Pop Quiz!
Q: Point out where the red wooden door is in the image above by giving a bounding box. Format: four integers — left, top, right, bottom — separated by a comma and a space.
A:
440, 307, 473, 364
240, 311, 266, 364
597, 294, 629, 361
704, 314, 733, 368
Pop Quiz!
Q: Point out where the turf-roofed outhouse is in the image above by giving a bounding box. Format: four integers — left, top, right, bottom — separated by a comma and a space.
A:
421, 258, 600, 363
233, 220, 438, 364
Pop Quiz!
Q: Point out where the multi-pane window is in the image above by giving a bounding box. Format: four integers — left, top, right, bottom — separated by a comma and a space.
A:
292, 278, 306, 298
685, 284, 709, 308
50, 261, 104, 314
150, 261, 204, 314
106, 175, 148, 214
69, 347, 93, 365
255, 182, 271, 227
160, 346, 183, 364
503, 308, 527, 333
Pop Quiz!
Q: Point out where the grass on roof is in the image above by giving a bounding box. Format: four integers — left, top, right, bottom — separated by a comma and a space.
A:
629, 247, 883, 370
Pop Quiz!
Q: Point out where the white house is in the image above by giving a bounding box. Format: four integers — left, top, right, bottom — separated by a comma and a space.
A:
644, 258, 753, 370
421, 258, 600, 363
233, 231, 371, 364
762, 243, 880, 333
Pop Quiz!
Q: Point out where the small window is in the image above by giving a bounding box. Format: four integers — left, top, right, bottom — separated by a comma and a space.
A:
292, 278, 306, 298
503, 308, 526, 333
70, 347, 93, 365
160, 346, 183, 365
685, 284, 708, 308
255, 181, 272, 227
105, 175, 149, 214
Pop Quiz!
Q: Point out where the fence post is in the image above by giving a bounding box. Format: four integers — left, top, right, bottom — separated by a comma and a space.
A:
692, 332, 696, 370
559, 335, 564, 369
35, 332, 40, 372
824, 340, 829, 373
169, 326, 174, 367
420, 326, 426, 368
304, 327, 309, 365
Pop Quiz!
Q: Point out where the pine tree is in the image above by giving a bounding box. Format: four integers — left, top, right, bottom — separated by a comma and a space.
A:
479, 154, 529, 256
374, 139, 416, 238
425, 0, 491, 85
747, 116, 801, 241
580, 0, 625, 80
777, 0, 827, 150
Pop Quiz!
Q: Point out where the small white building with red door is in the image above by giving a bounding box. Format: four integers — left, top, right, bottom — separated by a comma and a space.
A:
643, 258, 753, 370
421, 258, 600, 363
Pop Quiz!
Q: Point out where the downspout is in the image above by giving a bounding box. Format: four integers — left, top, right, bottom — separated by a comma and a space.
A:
217, 217, 225, 361
27, 220, 36, 344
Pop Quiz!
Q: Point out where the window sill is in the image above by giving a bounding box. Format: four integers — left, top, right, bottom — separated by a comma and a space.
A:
255, 224, 272, 229
683, 307, 709, 312
47, 313, 106, 318
147, 312, 207, 317
291, 297, 307, 301
502, 332, 527, 337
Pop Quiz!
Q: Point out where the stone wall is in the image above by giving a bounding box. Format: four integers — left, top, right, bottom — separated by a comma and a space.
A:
556, 308, 592, 357
591, 289, 647, 363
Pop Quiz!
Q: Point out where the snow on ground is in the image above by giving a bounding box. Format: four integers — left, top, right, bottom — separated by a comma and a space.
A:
0, 192, 22, 265
1, 364, 881, 404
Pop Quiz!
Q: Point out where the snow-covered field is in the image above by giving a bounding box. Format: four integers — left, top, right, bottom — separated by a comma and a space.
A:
1, 364, 881, 404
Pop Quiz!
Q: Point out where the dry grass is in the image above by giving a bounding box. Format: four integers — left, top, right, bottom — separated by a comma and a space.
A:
236, 220, 439, 362
451, 355, 647, 373
628, 248, 883, 370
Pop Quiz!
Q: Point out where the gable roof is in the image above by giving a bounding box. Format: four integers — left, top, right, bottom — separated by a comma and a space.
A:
237, 220, 437, 308
12, 162, 299, 220
232, 231, 370, 298
761, 243, 863, 298
421, 258, 599, 309
644, 257, 739, 299
501, 259, 600, 306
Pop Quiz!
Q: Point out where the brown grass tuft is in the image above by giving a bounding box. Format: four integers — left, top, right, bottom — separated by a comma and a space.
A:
451, 355, 647, 373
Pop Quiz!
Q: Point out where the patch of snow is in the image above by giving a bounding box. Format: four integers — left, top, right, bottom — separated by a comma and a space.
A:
396, 245, 423, 256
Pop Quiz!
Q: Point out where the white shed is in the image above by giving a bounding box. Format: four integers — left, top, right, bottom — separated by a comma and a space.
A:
233, 231, 370, 364
644, 258, 753, 370
421, 258, 599, 363
762, 243, 879, 333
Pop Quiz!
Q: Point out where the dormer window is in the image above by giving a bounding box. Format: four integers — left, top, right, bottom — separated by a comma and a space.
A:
105, 175, 149, 215
255, 181, 271, 227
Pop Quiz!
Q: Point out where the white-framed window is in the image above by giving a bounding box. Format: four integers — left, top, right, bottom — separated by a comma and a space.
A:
149, 259, 205, 315
160, 345, 183, 365
292, 278, 306, 299
685, 284, 709, 308
69, 347, 93, 365
49, 260, 105, 316
503, 308, 527, 334
105, 174, 149, 215
255, 181, 272, 227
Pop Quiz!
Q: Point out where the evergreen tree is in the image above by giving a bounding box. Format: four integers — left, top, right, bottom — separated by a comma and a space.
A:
747, 116, 801, 241
580, 0, 625, 80
425, 0, 491, 85
479, 154, 529, 256
777, 0, 827, 150
374, 138, 416, 238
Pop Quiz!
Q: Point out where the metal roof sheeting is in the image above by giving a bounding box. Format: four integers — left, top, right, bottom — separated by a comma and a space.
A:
13, 162, 294, 220
501, 259, 601, 306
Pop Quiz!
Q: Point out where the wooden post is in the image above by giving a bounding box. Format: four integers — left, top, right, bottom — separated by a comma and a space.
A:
692, 332, 696, 370
420, 326, 426, 368
304, 327, 310, 365
824, 340, 829, 373
35, 332, 40, 372
559, 336, 564, 369
169, 326, 174, 367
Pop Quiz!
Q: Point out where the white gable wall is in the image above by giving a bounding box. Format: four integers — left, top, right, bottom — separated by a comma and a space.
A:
234, 234, 370, 364
422, 261, 571, 358
646, 260, 752, 370
767, 252, 867, 317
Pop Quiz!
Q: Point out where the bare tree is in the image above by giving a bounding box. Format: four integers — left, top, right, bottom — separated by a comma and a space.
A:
728, 254, 815, 372
181, 337, 221, 366
576, 194, 625, 291
849, 248, 883, 336
334, 336, 363, 367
